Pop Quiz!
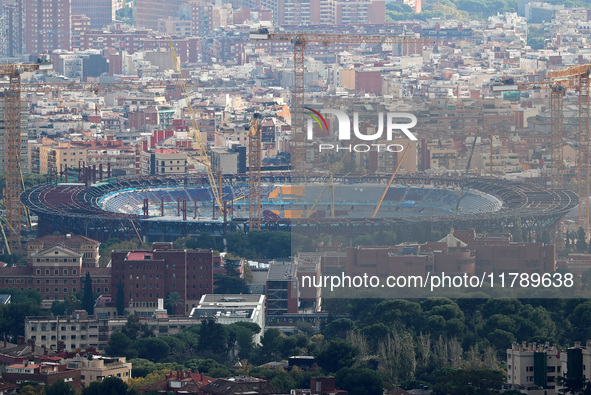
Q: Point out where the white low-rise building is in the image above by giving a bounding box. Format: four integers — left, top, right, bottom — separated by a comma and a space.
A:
190, 294, 265, 343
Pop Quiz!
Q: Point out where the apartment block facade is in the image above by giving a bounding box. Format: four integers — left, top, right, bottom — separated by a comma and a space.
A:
111, 242, 214, 314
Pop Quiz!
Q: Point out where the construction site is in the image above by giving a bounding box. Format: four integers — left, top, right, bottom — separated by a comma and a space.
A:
0, 29, 589, 250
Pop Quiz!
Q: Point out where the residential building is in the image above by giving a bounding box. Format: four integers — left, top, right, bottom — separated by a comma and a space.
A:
29, 141, 88, 176
260, 0, 384, 26
71, 0, 114, 29
0, 339, 36, 373
71, 15, 91, 50
201, 377, 284, 395
111, 242, 214, 315
26, 312, 205, 351
211, 145, 247, 174
3, 361, 81, 389
21, 0, 71, 54
72, 140, 137, 176
26, 311, 110, 351
292, 376, 349, 394
140, 149, 188, 175
190, 1, 213, 37
346, 230, 555, 280
64, 355, 131, 386
136, 0, 182, 30
504, 341, 591, 393
138, 370, 215, 394
157, 17, 192, 37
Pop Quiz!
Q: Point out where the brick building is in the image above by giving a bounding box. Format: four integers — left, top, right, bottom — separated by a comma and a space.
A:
3, 361, 81, 389
0, 237, 214, 315
346, 230, 555, 279
3, 0, 71, 55
266, 262, 299, 316
0, 235, 108, 307
111, 242, 214, 315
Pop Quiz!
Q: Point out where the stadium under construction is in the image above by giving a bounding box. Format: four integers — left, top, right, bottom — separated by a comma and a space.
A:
21, 173, 578, 242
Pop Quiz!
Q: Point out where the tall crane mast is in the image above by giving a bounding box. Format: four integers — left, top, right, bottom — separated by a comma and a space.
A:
491, 79, 573, 189
0, 67, 199, 250
0, 62, 52, 251
250, 29, 435, 173
547, 64, 591, 241
248, 113, 262, 230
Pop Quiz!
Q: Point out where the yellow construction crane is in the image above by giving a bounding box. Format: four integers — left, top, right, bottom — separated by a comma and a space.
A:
0, 62, 52, 251
306, 173, 334, 219
372, 145, 411, 218
168, 42, 223, 216
250, 29, 435, 173
492, 79, 574, 188
0, 64, 201, 250
248, 113, 262, 230
547, 64, 591, 240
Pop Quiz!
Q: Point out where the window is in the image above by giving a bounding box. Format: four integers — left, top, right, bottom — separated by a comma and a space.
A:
73, 269, 77, 275
36, 269, 40, 275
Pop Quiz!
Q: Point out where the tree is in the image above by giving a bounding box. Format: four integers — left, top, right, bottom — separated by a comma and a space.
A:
116, 283, 125, 316
335, 367, 383, 395
45, 380, 75, 395
577, 227, 588, 252
82, 272, 94, 315
316, 339, 358, 373
107, 331, 132, 356
324, 318, 356, 340
568, 301, 591, 341
432, 369, 504, 395
83, 376, 128, 395
214, 275, 249, 294
198, 319, 228, 360
255, 328, 283, 363
18, 383, 44, 395
164, 292, 183, 316
122, 315, 152, 340
129, 338, 171, 362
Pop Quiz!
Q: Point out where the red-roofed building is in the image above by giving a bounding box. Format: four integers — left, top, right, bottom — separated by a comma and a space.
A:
138, 370, 215, 394
3, 361, 81, 389
0, 381, 17, 394
201, 377, 285, 395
